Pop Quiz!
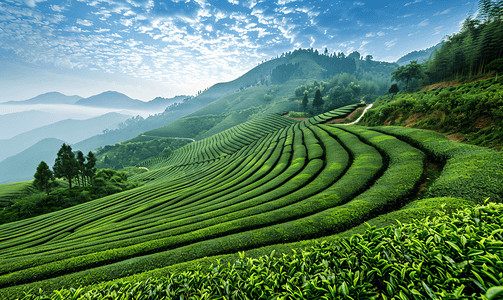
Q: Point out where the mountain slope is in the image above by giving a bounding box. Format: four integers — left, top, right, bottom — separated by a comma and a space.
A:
75, 91, 144, 109
0, 110, 60, 140
0, 112, 131, 163
396, 41, 445, 66
0, 92, 82, 105
0, 138, 66, 184
0, 103, 501, 299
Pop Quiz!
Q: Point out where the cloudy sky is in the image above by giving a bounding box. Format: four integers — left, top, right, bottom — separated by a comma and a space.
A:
0, 0, 474, 102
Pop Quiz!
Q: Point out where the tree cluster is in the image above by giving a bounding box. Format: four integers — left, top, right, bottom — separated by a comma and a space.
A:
95, 138, 191, 170
296, 73, 383, 113
425, 1, 503, 83
34, 144, 96, 194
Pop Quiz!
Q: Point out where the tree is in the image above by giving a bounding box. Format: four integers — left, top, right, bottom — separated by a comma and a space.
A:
76, 150, 86, 187
388, 83, 399, 99
301, 92, 309, 111
312, 89, 324, 112
53, 143, 79, 189
391, 60, 423, 91
365, 55, 373, 62
85, 151, 97, 186
34, 161, 57, 195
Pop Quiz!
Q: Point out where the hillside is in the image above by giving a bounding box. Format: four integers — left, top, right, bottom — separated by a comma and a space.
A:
138, 51, 396, 144
0, 138, 66, 185
0, 112, 131, 164
0, 110, 61, 140
0, 92, 82, 105
75, 91, 144, 109
395, 41, 445, 66
360, 76, 503, 150
0, 102, 502, 299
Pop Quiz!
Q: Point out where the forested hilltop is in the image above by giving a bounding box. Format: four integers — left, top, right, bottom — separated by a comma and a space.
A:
1, 1, 503, 299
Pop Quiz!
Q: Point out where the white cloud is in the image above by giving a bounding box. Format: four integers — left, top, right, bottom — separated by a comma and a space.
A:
77, 19, 93, 27
50, 5, 65, 12
359, 40, 370, 50
434, 8, 452, 16
433, 26, 443, 35
353, 1, 364, 5
377, 31, 385, 36
385, 38, 398, 49
366, 32, 375, 37
418, 19, 429, 27
96, 28, 110, 33
277, 0, 299, 4
408, 30, 420, 36
120, 18, 133, 27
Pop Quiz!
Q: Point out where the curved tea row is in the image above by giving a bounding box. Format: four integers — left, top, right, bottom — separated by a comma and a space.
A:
0, 104, 501, 296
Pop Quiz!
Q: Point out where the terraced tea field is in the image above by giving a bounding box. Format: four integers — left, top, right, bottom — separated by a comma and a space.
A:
0, 104, 502, 299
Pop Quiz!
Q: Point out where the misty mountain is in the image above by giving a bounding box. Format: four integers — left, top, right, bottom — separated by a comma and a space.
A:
130, 95, 189, 110
75, 91, 144, 109
0, 112, 131, 162
0, 110, 61, 140
0, 92, 82, 105
0, 138, 65, 185
396, 41, 445, 66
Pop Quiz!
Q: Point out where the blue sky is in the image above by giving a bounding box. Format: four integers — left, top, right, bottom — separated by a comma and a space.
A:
0, 0, 474, 102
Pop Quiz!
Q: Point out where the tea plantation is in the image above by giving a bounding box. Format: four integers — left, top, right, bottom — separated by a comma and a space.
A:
1, 104, 502, 299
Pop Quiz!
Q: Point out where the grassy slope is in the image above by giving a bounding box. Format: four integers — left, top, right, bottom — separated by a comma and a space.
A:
1, 102, 502, 299
361, 76, 503, 150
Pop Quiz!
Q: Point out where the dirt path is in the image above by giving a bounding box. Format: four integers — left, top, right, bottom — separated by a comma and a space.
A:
336, 103, 373, 126
140, 134, 196, 142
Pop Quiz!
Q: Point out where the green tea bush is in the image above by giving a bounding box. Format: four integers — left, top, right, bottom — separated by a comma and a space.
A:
372, 126, 503, 203
16, 202, 503, 300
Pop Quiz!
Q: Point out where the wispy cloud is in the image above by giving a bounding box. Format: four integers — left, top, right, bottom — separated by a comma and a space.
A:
433, 26, 443, 35
434, 8, 452, 16
76, 19, 93, 27
418, 19, 429, 27
385, 38, 398, 49
366, 32, 375, 37
377, 31, 385, 36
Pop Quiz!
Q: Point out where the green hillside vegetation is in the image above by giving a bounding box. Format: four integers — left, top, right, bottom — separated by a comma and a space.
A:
0, 169, 136, 225
1, 101, 502, 299
94, 137, 192, 171
2, 6, 502, 298
142, 51, 395, 146
361, 77, 503, 149
17, 201, 503, 300
0, 181, 38, 209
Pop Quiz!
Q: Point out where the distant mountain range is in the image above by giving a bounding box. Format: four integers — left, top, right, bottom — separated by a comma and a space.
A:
0, 92, 82, 105
0, 112, 131, 163
396, 41, 445, 66
1, 91, 189, 110
0, 138, 65, 185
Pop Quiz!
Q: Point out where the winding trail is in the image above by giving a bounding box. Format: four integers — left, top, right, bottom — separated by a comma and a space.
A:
140, 134, 196, 142
337, 103, 373, 126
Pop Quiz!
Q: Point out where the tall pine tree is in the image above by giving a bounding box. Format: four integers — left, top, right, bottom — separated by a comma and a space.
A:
53, 143, 79, 189
34, 161, 57, 195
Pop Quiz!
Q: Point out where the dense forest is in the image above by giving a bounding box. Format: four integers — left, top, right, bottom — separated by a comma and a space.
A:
389, 1, 503, 91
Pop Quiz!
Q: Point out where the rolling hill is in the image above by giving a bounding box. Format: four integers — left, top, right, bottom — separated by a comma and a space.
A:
0, 112, 131, 163
0, 138, 66, 185
0, 102, 501, 299
0, 92, 82, 105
